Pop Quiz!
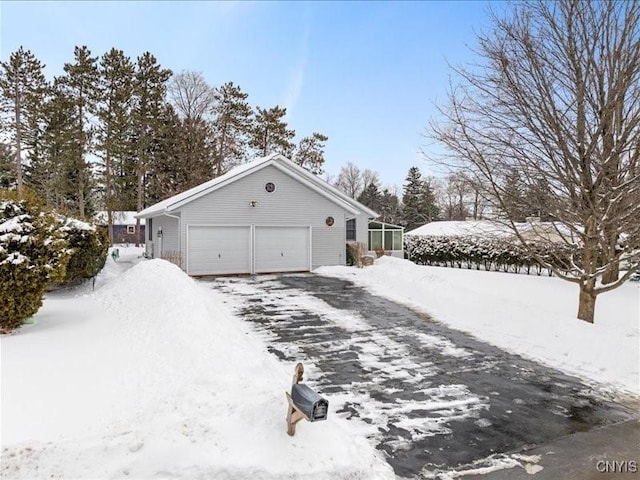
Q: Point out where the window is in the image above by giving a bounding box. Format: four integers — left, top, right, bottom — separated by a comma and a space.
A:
346, 218, 356, 241
148, 218, 153, 240
368, 230, 382, 250
127, 225, 135, 235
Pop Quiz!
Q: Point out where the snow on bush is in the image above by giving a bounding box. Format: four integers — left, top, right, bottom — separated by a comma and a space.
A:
404, 234, 576, 274
0, 198, 69, 332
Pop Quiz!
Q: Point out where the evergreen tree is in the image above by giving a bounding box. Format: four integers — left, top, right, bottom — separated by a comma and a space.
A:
250, 106, 295, 157
0, 47, 48, 199
211, 82, 253, 175
401, 166, 439, 231
293, 132, 328, 175
97, 48, 135, 242
145, 104, 183, 205
357, 179, 383, 213
168, 70, 215, 186
130, 52, 171, 243
0, 142, 16, 189
25, 81, 77, 212
379, 188, 401, 225
501, 168, 527, 221
59, 46, 100, 218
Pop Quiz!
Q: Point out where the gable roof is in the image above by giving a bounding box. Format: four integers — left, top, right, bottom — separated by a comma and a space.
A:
136, 154, 378, 219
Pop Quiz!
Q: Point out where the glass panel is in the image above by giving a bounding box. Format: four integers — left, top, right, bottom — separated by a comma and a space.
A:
384, 231, 393, 251
393, 231, 403, 250
346, 218, 356, 241
148, 218, 153, 240
369, 221, 382, 229
370, 231, 382, 250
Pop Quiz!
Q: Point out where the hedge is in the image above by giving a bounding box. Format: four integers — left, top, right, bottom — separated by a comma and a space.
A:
404, 234, 577, 275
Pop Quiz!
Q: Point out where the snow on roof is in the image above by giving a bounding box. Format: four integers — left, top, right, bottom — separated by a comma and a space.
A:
95, 211, 145, 226
406, 220, 514, 238
136, 154, 378, 219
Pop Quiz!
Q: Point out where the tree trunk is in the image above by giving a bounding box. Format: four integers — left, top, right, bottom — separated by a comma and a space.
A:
136, 166, 144, 247
602, 259, 620, 284
577, 282, 596, 323
14, 84, 23, 200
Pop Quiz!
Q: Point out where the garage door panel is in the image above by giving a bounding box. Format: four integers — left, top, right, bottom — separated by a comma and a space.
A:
188, 226, 251, 275
255, 226, 310, 273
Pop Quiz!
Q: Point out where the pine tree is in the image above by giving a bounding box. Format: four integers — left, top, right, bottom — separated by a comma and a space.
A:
293, 132, 328, 174
250, 106, 295, 157
401, 166, 439, 231
168, 71, 215, 186
59, 46, 100, 218
97, 48, 135, 243
0, 141, 16, 189
501, 168, 527, 221
379, 188, 401, 225
211, 82, 253, 175
131, 52, 171, 244
145, 104, 183, 205
25, 81, 77, 212
0, 47, 48, 199
357, 179, 383, 213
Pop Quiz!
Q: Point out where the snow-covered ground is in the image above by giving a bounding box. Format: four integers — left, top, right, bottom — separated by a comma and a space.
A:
2, 251, 638, 479
317, 256, 640, 396
1, 247, 393, 479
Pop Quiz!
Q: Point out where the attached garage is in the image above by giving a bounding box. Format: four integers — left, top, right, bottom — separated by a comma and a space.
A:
136, 154, 378, 276
187, 226, 251, 275
254, 226, 311, 274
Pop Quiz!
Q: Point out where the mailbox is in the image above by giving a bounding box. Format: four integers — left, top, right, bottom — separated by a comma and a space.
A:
291, 383, 328, 422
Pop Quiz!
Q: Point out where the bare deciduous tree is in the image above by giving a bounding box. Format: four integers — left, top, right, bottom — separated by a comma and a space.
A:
168, 71, 216, 121
431, 0, 640, 323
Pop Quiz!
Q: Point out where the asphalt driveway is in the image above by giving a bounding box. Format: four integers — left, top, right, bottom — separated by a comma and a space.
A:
201, 274, 638, 479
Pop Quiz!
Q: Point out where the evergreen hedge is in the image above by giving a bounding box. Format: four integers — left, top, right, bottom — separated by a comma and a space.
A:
0, 196, 70, 332
404, 234, 576, 275
0, 192, 109, 332
58, 217, 109, 285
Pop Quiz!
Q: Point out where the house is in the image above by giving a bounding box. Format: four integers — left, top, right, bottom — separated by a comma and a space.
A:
95, 211, 145, 244
135, 154, 378, 275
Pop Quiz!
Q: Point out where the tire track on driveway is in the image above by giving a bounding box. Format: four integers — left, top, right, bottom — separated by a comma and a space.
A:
201, 274, 636, 479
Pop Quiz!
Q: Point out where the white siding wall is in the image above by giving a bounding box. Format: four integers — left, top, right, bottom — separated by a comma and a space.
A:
149, 214, 180, 261
179, 166, 353, 270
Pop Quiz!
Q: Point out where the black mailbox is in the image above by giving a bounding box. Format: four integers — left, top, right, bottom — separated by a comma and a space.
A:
291, 383, 329, 422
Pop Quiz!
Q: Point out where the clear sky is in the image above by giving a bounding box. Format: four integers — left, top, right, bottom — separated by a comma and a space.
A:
0, 0, 500, 190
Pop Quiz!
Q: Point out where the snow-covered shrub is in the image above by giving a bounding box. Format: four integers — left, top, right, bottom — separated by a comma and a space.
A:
57, 217, 109, 285
404, 234, 576, 275
0, 194, 70, 332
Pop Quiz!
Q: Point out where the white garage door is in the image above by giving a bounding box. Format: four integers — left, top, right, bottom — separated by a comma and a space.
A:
254, 226, 310, 274
188, 226, 251, 275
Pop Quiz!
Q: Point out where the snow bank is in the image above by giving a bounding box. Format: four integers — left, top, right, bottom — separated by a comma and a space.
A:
317, 256, 640, 396
2, 257, 392, 479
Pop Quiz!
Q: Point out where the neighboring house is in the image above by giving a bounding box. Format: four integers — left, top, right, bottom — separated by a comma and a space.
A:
135, 154, 378, 276
406, 219, 575, 244
95, 211, 146, 244
368, 221, 404, 258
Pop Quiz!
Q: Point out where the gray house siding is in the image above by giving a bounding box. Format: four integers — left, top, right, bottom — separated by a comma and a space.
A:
178, 165, 355, 270
150, 214, 180, 260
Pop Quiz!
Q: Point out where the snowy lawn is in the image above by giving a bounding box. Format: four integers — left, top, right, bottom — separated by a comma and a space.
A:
317, 256, 640, 397
1, 248, 393, 479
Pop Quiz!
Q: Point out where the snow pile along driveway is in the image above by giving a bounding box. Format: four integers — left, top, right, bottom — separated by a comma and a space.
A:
1, 258, 393, 480
317, 256, 640, 396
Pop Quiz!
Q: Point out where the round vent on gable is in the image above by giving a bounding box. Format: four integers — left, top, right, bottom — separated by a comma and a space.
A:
265, 182, 276, 193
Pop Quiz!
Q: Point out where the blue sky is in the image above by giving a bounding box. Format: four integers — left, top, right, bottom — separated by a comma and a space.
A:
1, 1, 500, 189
